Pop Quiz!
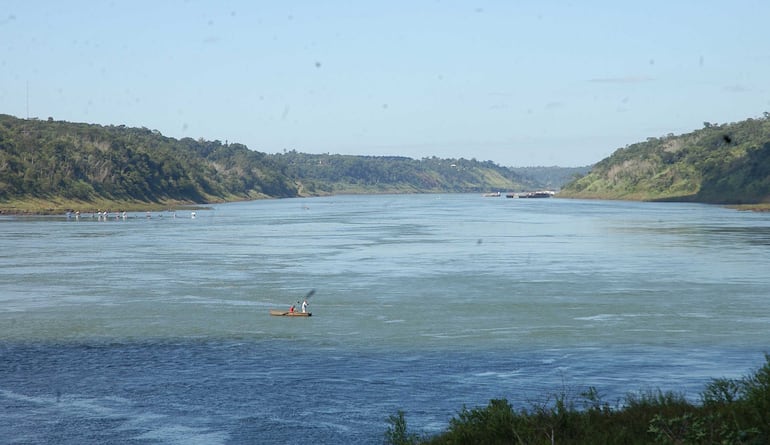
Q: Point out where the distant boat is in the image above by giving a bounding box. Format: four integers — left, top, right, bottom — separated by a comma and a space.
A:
522, 191, 554, 198
507, 191, 555, 198
270, 289, 315, 317
483, 192, 501, 197
270, 310, 312, 317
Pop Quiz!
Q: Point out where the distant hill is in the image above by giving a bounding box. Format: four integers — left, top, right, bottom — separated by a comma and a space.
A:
560, 115, 770, 204
0, 114, 585, 212
508, 165, 591, 191
267, 151, 578, 195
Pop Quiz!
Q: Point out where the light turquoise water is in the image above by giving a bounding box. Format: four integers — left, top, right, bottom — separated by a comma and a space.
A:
1, 194, 768, 443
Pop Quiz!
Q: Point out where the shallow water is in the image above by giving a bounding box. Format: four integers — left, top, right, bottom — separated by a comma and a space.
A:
1, 194, 768, 443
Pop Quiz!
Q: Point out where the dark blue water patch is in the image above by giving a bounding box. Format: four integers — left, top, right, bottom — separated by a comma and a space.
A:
0, 340, 764, 444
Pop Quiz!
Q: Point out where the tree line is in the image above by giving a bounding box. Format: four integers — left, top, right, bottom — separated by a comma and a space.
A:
271, 150, 553, 195
0, 114, 575, 208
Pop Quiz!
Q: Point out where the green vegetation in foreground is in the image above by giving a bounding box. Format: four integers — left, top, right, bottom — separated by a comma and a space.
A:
560, 114, 770, 204
386, 355, 770, 445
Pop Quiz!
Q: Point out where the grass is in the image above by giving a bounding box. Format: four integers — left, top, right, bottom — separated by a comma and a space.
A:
386, 354, 770, 445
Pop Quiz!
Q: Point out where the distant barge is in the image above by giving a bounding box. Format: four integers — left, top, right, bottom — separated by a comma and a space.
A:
506, 191, 555, 198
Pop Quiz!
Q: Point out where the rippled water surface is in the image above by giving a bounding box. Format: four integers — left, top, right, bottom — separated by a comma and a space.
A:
1, 194, 768, 443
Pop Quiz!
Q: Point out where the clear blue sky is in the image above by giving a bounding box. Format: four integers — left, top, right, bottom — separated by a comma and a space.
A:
2, 1, 769, 167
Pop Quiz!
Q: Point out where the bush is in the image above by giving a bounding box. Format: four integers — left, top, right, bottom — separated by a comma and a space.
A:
392, 355, 770, 445
385, 410, 419, 445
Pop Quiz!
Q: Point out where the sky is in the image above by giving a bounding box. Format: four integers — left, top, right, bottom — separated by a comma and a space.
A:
2, 1, 769, 167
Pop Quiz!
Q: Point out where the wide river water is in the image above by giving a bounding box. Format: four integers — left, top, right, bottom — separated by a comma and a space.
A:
1, 194, 769, 443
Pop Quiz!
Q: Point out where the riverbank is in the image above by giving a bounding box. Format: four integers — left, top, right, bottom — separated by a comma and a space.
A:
0, 197, 213, 216
557, 194, 770, 212
729, 203, 770, 212
3, 195, 770, 216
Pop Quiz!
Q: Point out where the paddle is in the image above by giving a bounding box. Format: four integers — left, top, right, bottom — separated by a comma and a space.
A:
297, 289, 315, 313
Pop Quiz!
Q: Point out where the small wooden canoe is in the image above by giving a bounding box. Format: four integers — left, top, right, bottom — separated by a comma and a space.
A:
270, 310, 312, 317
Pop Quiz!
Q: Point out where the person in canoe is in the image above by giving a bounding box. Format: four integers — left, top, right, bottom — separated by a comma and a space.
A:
301, 299, 308, 313
289, 304, 296, 313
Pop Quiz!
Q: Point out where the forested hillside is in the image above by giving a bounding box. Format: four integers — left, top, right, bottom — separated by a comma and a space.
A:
560, 115, 770, 204
269, 151, 543, 194
0, 114, 297, 208
0, 114, 582, 212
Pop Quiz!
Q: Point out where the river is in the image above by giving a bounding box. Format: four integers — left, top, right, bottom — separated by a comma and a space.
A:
1, 194, 768, 443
